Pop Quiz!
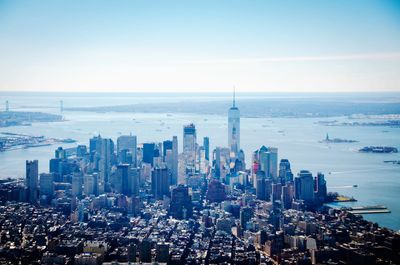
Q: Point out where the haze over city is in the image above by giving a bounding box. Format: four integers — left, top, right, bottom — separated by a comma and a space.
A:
0, 0, 400, 92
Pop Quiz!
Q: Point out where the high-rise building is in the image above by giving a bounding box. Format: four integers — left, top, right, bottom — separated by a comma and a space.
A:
281, 183, 294, 209
49, 158, 61, 175
271, 183, 282, 202
151, 166, 170, 200
39, 173, 54, 197
183, 124, 196, 171
98, 138, 114, 194
26, 160, 38, 203
171, 136, 178, 185
314, 172, 327, 204
203, 137, 210, 161
228, 89, 240, 155
129, 167, 140, 197
258, 146, 278, 180
169, 184, 193, 219
206, 179, 226, 203
117, 135, 137, 166
76, 145, 87, 158
295, 170, 315, 204
155, 243, 169, 263
139, 239, 152, 263
240, 206, 253, 230
162, 140, 173, 159
143, 143, 155, 165
84, 173, 97, 196
72, 172, 83, 197
279, 159, 293, 184
117, 164, 130, 195
55, 147, 66, 159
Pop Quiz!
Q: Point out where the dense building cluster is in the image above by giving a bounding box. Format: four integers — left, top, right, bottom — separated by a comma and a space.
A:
0, 95, 398, 264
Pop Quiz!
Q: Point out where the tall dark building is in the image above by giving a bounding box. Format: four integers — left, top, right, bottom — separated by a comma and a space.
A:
295, 170, 314, 204
151, 167, 170, 200
240, 206, 253, 230
279, 159, 293, 184
143, 143, 155, 165
203, 137, 210, 161
206, 179, 226, 203
49, 158, 61, 175
26, 160, 38, 204
314, 172, 327, 204
89, 135, 101, 153
162, 140, 173, 160
169, 185, 193, 219
156, 242, 169, 263
76, 145, 87, 158
139, 239, 152, 263
281, 182, 294, 209
271, 183, 282, 202
118, 164, 130, 196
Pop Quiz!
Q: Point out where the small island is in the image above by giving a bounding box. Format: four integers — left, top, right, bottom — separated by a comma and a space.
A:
359, 146, 398, 153
320, 133, 358, 143
0, 132, 76, 152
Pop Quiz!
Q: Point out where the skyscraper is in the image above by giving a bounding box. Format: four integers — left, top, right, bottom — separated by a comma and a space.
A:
26, 160, 38, 203
172, 136, 178, 185
129, 167, 140, 197
228, 89, 240, 155
279, 159, 293, 184
183, 124, 196, 171
258, 146, 278, 181
117, 134, 137, 166
295, 170, 315, 204
203, 137, 210, 161
143, 143, 155, 165
314, 172, 327, 204
84, 173, 97, 196
39, 173, 54, 197
98, 138, 114, 194
118, 164, 130, 195
151, 166, 170, 200
169, 184, 193, 219
240, 206, 253, 230
72, 172, 83, 197
162, 140, 173, 159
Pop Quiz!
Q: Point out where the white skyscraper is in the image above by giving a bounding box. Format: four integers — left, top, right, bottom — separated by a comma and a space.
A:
228, 89, 240, 155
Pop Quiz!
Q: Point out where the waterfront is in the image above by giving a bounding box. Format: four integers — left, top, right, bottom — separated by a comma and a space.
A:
0, 94, 399, 230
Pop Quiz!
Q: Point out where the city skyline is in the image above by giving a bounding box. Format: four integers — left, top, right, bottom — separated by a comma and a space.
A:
0, 0, 400, 93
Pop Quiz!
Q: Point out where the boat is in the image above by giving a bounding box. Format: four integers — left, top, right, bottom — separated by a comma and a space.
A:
353, 184, 358, 188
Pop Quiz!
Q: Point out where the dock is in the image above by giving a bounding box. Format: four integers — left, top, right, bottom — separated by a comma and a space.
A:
347, 205, 391, 214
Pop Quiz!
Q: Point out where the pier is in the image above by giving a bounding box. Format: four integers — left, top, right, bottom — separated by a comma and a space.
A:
347, 205, 391, 214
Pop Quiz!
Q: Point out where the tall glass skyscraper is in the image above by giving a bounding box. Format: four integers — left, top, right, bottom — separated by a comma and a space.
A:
228, 89, 240, 155
183, 124, 197, 172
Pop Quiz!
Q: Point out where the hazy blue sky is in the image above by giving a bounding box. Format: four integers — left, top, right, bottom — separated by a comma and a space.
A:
0, 0, 399, 92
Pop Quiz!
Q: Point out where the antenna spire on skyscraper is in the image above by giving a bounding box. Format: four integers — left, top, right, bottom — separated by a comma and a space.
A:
233, 86, 236, 108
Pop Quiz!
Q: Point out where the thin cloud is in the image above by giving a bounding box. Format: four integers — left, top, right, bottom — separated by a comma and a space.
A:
185, 52, 400, 64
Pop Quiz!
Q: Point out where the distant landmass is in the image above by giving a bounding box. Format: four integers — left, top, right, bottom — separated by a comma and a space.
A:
359, 146, 398, 153
65, 99, 400, 118
0, 111, 63, 127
